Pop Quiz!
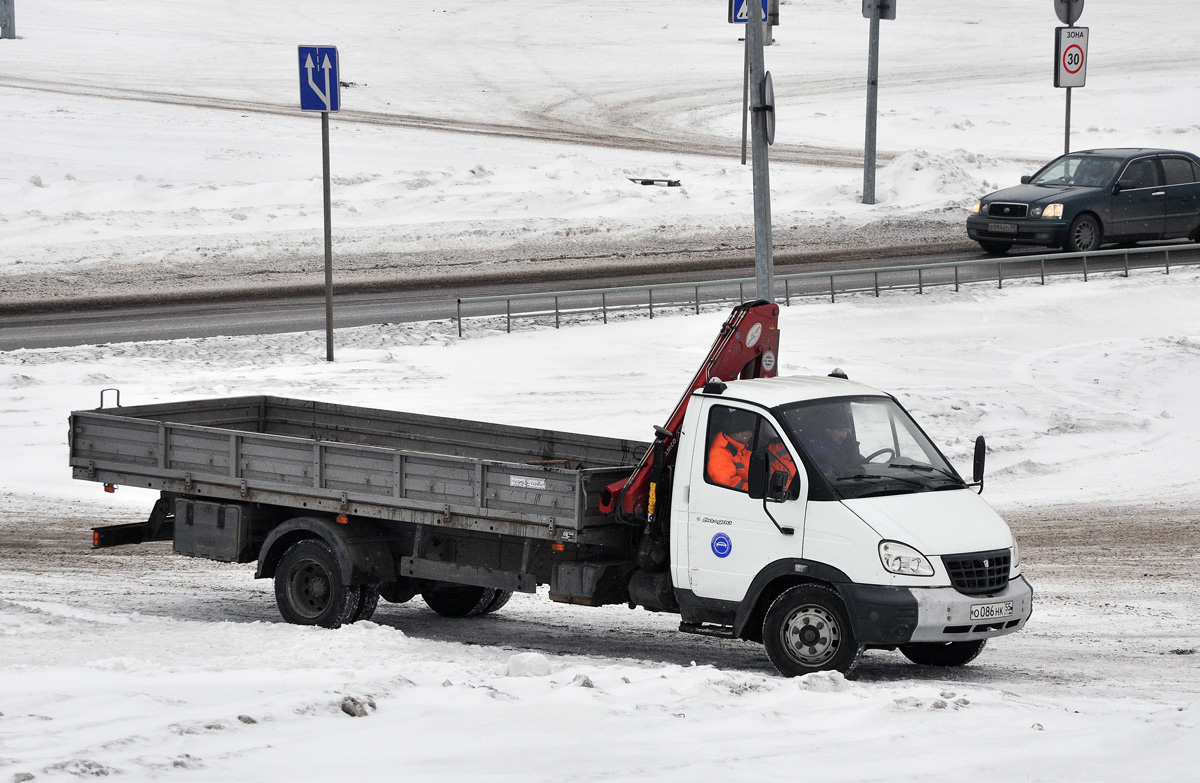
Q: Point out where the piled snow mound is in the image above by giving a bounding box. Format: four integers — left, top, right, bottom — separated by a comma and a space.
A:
872, 149, 1012, 211
501, 652, 553, 677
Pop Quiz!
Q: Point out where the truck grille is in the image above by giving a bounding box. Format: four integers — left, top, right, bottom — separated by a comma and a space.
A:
941, 549, 1011, 595
986, 202, 1028, 218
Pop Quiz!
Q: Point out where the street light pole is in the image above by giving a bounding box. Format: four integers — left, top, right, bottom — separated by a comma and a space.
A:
746, 8, 774, 303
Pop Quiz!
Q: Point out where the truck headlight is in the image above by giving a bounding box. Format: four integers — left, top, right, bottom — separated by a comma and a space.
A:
1011, 539, 1020, 570
1040, 203, 1063, 219
971, 200, 981, 214
879, 541, 934, 577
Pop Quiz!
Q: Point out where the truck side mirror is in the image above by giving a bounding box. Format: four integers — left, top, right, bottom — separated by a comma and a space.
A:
972, 435, 986, 491
748, 451, 768, 499
767, 470, 791, 503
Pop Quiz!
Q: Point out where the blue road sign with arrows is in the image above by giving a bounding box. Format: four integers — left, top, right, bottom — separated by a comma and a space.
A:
298, 45, 340, 112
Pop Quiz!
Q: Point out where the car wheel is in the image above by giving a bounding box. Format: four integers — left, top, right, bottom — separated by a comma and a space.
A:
1064, 214, 1101, 252
899, 639, 987, 667
977, 240, 1012, 256
762, 584, 861, 676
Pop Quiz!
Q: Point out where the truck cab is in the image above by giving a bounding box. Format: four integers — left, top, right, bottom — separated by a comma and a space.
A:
667, 374, 1033, 675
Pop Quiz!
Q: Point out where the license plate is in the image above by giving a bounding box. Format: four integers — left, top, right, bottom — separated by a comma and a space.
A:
987, 222, 1018, 234
971, 601, 1013, 620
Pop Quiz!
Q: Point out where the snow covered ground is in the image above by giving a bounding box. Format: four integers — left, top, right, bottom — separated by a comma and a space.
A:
3, 1, 1200, 301
3, 269, 1200, 781
3, 2, 1200, 780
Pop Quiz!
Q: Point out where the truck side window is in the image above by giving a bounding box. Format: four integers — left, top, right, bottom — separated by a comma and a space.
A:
704, 407, 798, 495
705, 406, 760, 493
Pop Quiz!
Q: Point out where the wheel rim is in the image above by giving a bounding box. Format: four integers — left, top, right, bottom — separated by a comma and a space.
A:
780, 603, 842, 666
287, 558, 332, 619
1073, 220, 1096, 251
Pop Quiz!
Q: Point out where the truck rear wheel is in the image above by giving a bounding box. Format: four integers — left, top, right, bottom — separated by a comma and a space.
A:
422, 585, 498, 617
899, 639, 987, 667
274, 539, 360, 629
479, 590, 513, 614
350, 584, 380, 623
762, 584, 860, 676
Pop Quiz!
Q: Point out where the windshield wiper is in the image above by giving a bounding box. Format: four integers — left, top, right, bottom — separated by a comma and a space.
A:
888, 462, 964, 485
835, 473, 926, 489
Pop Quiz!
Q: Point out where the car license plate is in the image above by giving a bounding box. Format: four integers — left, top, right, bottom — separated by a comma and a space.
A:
971, 601, 1013, 620
987, 222, 1018, 234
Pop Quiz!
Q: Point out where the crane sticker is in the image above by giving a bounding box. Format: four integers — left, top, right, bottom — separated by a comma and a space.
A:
711, 532, 733, 558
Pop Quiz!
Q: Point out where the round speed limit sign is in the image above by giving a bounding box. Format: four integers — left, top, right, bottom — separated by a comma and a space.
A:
1054, 26, 1089, 88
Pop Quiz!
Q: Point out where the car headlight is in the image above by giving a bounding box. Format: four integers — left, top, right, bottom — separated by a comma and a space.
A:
971, 200, 981, 214
879, 541, 935, 577
1011, 538, 1020, 570
1040, 203, 1063, 219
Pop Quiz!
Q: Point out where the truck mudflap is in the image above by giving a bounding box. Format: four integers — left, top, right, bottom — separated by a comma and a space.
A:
255, 516, 398, 586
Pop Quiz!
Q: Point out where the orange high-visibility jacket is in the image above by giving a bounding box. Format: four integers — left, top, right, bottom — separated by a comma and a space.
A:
708, 432, 751, 491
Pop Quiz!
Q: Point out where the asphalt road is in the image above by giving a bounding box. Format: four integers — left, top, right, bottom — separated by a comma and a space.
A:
3, 244, 1196, 351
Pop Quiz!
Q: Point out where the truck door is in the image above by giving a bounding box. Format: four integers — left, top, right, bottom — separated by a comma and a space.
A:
682, 404, 806, 603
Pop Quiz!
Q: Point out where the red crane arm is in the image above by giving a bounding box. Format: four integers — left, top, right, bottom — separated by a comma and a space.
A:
598, 300, 781, 520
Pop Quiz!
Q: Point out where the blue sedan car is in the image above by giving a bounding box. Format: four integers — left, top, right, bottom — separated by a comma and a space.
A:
966, 148, 1200, 254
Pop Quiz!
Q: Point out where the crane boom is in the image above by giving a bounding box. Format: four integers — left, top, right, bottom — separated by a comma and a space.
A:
599, 300, 781, 521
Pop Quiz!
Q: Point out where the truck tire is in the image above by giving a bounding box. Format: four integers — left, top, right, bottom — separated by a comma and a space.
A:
421, 585, 497, 617
762, 584, 860, 676
274, 539, 360, 629
479, 590, 513, 614
350, 584, 381, 623
899, 639, 987, 667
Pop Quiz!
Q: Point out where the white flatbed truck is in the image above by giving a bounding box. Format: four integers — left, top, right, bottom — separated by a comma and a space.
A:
72, 302, 1032, 675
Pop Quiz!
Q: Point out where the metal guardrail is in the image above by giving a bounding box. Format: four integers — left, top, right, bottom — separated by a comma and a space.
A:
455, 243, 1200, 336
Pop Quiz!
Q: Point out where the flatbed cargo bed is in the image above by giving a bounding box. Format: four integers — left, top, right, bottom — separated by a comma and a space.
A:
69, 396, 646, 545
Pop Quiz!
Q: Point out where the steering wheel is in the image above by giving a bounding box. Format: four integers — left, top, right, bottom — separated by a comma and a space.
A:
865, 448, 895, 463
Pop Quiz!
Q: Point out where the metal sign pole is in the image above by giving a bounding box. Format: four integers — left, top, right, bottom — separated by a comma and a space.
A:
863, 12, 881, 205
746, 2, 774, 302
321, 111, 334, 362
1064, 86, 1072, 154
741, 35, 750, 165
298, 45, 341, 362
1, 0, 15, 39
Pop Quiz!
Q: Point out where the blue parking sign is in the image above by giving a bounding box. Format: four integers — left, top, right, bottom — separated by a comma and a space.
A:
729, 0, 768, 23
298, 45, 340, 112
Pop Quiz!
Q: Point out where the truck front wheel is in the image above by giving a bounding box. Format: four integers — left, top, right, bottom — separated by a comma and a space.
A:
274, 539, 360, 629
762, 585, 860, 676
899, 639, 987, 667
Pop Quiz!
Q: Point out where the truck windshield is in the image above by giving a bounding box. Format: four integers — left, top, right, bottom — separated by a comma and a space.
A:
1029, 154, 1122, 188
777, 396, 964, 499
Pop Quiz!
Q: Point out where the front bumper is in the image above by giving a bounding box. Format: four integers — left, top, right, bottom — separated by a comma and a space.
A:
840, 575, 1033, 645
966, 215, 1069, 248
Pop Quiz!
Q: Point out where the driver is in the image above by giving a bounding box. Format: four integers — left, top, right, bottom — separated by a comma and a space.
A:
802, 407, 866, 476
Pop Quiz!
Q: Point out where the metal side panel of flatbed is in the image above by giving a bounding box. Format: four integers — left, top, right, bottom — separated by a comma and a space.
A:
69, 396, 646, 545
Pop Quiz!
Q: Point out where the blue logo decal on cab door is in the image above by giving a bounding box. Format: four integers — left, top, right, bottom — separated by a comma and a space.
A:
711, 532, 732, 558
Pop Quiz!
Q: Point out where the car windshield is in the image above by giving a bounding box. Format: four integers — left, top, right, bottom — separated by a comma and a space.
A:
777, 396, 964, 499
1029, 154, 1122, 188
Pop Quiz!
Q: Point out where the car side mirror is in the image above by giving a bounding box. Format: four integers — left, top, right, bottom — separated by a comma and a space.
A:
1020, 175, 1032, 184
1114, 178, 1135, 194
748, 451, 768, 499
972, 435, 986, 493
